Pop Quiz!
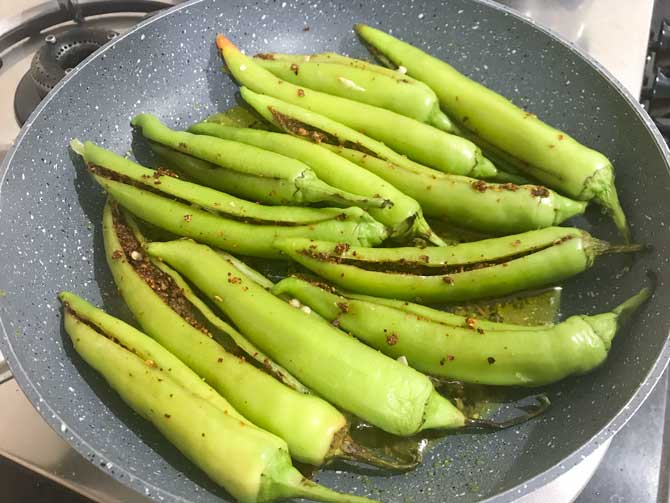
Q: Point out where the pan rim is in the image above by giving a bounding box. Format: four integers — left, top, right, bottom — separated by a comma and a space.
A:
0, 0, 668, 502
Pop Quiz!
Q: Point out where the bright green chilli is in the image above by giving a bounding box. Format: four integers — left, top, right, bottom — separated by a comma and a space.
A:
355, 23, 629, 241
148, 142, 306, 206
102, 201, 415, 470
59, 293, 375, 503
272, 228, 642, 303
272, 276, 651, 386
216, 35, 496, 178
239, 88, 586, 235
131, 113, 386, 210
252, 52, 455, 133
71, 140, 387, 257
331, 145, 587, 235
341, 292, 550, 332
187, 121, 444, 244
145, 239, 463, 436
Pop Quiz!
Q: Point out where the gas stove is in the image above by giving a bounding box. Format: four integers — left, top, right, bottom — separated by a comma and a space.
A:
0, 1, 666, 503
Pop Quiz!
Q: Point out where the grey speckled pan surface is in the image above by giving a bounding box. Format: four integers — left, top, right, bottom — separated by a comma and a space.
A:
0, 0, 669, 501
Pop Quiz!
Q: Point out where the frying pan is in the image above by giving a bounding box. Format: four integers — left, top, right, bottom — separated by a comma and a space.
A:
0, 0, 669, 501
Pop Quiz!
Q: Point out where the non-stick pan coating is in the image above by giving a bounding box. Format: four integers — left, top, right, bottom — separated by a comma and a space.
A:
0, 0, 668, 501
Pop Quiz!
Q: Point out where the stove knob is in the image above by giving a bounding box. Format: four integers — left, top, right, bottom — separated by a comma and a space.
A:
658, 19, 670, 54
641, 52, 657, 100
650, 68, 670, 100
650, 19, 670, 54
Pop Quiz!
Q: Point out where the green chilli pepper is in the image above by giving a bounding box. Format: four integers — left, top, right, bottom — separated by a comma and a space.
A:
216, 35, 495, 178
103, 201, 415, 470
131, 113, 386, 210
252, 52, 455, 132
355, 24, 629, 241
147, 240, 544, 435
272, 228, 642, 303
145, 239, 462, 436
61, 291, 245, 422
60, 293, 376, 503
187, 121, 444, 244
341, 292, 549, 332
272, 276, 651, 386
329, 144, 587, 234
71, 140, 387, 257
148, 142, 304, 206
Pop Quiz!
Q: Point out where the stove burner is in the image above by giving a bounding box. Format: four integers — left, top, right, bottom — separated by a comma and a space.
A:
14, 28, 117, 125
